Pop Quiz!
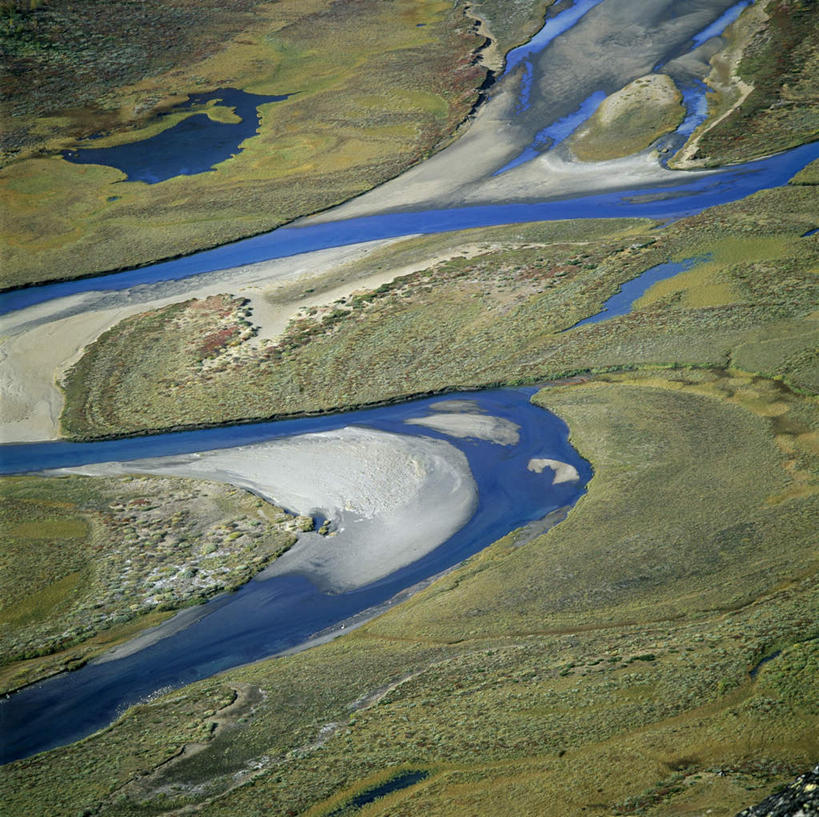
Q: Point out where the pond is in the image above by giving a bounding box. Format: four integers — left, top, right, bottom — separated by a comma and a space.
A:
61, 88, 290, 184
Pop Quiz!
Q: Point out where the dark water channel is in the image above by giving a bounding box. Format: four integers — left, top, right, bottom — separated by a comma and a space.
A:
0, 389, 590, 764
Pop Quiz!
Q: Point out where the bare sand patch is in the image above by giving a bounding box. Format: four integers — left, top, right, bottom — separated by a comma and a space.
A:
406, 412, 521, 445
527, 457, 580, 484
52, 427, 478, 593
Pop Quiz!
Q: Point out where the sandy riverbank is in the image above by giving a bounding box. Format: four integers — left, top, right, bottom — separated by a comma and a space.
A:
51, 426, 478, 593
302, 0, 727, 224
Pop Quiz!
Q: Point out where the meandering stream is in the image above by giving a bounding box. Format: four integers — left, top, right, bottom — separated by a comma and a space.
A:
0, 389, 590, 763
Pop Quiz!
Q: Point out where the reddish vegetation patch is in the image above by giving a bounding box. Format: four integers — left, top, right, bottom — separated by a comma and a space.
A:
198, 326, 241, 359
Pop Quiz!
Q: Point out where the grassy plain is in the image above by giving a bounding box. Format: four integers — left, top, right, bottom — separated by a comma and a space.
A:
0, 0, 487, 287
0, 473, 303, 693
3, 368, 816, 816
60, 183, 818, 439
9, 159, 813, 817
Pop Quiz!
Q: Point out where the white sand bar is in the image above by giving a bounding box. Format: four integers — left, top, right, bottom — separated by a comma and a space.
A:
405, 413, 520, 446
53, 426, 477, 593
527, 458, 580, 484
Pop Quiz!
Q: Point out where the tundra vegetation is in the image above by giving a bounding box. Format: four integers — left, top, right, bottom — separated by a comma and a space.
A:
673, 0, 818, 166
0, 0, 490, 288
60, 181, 818, 438
2, 366, 816, 816
0, 474, 303, 694
1, 1, 817, 815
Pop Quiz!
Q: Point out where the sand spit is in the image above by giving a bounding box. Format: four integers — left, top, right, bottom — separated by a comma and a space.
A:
0, 235, 507, 444
527, 457, 580, 484
406, 412, 521, 446
52, 426, 478, 593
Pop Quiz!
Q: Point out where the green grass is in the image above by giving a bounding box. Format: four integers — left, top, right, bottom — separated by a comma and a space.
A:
568, 74, 684, 161
0, 473, 300, 693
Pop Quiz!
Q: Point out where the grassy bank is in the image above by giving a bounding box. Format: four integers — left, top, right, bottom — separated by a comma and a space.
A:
60, 182, 818, 439
0, 473, 305, 693
675, 0, 818, 167
4, 367, 816, 816
0, 0, 488, 288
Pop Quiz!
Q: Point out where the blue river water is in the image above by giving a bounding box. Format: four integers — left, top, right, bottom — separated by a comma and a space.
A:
691, 0, 754, 48
494, 90, 607, 175
62, 88, 290, 184
567, 255, 706, 329
1, 0, 816, 768
0, 388, 590, 764
2, 141, 817, 316
503, 0, 606, 77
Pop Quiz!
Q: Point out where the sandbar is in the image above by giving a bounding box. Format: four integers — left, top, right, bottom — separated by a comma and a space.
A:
406, 412, 521, 446
51, 426, 478, 593
527, 457, 580, 484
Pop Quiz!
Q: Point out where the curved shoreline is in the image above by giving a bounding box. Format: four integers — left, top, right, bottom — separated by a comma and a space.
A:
0, 388, 591, 765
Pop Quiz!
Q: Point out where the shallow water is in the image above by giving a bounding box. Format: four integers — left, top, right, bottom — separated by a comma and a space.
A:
494, 89, 607, 175
62, 88, 290, 184
0, 388, 590, 764
2, 141, 816, 317
503, 0, 606, 77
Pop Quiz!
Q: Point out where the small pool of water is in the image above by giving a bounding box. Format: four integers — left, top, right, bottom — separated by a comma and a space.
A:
62, 88, 290, 184
327, 770, 430, 815
567, 255, 705, 329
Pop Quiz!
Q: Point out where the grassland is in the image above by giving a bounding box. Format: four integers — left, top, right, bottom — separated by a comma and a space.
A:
0, 0, 488, 288
469, 0, 555, 59
3, 367, 816, 816
21, 163, 814, 816
60, 182, 818, 439
675, 0, 818, 167
0, 473, 305, 693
